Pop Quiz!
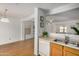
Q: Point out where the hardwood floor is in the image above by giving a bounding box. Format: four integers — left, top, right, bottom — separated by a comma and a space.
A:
0, 39, 34, 56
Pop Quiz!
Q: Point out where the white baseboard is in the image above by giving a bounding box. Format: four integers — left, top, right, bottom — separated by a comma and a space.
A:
0, 39, 22, 45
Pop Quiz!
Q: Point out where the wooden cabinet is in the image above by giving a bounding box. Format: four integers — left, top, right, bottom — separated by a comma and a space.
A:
50, 43, 79, 56
50, 43, 63, 56
63, 47, 79, 56
64, 51, 78, 56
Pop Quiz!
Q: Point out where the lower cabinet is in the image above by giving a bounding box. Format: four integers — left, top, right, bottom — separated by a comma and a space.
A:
50, 43, 79, 56
63, 47, 79, 56
50, 43, 63, 56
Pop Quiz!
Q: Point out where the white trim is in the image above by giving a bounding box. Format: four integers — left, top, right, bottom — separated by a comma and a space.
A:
34, 8, 39, 56
49, 4, 79, 15
0, 39, 21, 45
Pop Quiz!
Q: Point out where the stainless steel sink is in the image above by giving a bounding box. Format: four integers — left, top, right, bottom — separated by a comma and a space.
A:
54, 39, 79, 47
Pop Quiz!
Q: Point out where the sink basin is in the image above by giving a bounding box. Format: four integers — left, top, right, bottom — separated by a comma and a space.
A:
68, 43, 77, 47
54, 39, 79, 48
54, 39, 63, 42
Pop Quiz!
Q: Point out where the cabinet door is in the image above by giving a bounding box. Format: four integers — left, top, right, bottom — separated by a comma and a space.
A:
50, 43, 63, 56
52, 47, 62, 56
64, 47, 79, 56
39, 39, 50, 56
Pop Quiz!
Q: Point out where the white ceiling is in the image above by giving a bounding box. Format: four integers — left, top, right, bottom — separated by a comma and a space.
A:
52, 8, 79, 22
0, 3, 69, 19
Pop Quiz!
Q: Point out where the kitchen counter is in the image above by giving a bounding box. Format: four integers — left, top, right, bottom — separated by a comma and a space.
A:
50, 41, 79, 50
39, 37, 55, 42
39, 37, 79, 50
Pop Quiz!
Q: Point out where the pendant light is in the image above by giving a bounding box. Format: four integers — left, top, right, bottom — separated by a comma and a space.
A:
0, 9, 10, 23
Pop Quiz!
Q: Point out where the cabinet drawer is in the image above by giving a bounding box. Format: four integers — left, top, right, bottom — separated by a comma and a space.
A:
64, 51, 78, 56
52, 47, 62, 56
64, 46, 79, 55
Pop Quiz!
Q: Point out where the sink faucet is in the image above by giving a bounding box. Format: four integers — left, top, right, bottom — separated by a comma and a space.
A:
64, 35, 69, 44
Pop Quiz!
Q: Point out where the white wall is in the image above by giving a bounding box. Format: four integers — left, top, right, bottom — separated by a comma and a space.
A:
34, 8, 46, 55
46, 19, 79, 43
0, 17, 21, 45
53, 20, 78, 34
45, 17, 79, 34
38, 9, 46, 36
21, 15, 34, 40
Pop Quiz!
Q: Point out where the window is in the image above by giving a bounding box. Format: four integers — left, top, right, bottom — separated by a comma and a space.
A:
64, 27, 67, 32
60, 26, 64, 32
59, 26, 67, 33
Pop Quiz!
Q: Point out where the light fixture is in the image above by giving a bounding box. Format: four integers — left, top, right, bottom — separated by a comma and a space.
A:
0, 9, 10, 23
46, 16, 54, 24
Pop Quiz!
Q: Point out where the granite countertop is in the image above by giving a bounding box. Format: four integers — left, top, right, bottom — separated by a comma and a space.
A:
39, 37, 79, 50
